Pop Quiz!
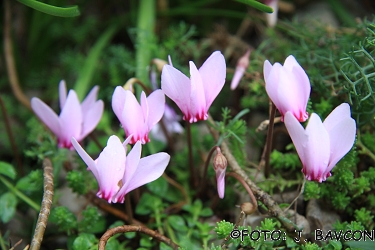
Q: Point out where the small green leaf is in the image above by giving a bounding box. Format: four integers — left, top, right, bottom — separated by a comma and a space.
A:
146, 176, 168, 197
200, 207, 213, 217
105, 238, 120, 250
140, 237, 153, 247
16, 170, 43, 193
0, 192, 17, 223
16, 0, 80, 17
72, 233, 97, 250
167, 215, 187, 232
345, 240, 375, 250
0, 162, 16, 180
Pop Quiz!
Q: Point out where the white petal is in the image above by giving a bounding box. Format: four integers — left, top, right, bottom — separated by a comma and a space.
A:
323, 103, 351, 132
161, 65, 191, 118
31, 97, 61, 138
325, 117, 356, 174
304, 113, 330, 182
59, 80, 67, 109
199, 51, 226, 109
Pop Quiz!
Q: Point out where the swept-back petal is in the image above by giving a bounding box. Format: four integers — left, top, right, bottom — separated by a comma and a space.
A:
71, 137, 97, 178
123, 135, 133, 149
325, 117, 356, 175
304, 113, 330, 182
323, 103, 351, 132
120, 90, 144, 141
112, 86, 127, 120
284, 112, 307, 164
283, 55, 299, 71
189, 61, 206, 121
122, 141, 141, 186
199, 51, 226, 109
161, 65, 191, 118
80, 100, 104, 140
146, 90, 165, 128
59, 90, 82, 146
140, 91, 148, 124
216, 169, 226, 199
276, 67, 308, 121
31, 98, 61, 138
81, 86, 100, 114
263, 60, 273, 83
122, 152, 170, 194
59, 80, 67, 109
96, 135, 126, 202
264, 63, 283, 110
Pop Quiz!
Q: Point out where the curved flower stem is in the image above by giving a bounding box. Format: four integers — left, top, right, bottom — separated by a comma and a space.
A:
124, 77, 152, 95
256, 101, 276, 179
197, 146, 218, 198
186, 121, 198, 188
125, 194, 133, 224
0, 95, 23, 175
30, 158, 54, 250
98, 225, 179, 250
226, 172, 257, 208
4, 0, 31, 110
206, 115, 306, 242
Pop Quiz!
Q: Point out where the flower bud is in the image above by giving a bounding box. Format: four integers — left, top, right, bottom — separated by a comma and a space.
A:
213, 147, 227, 172
213, 147, 227, 199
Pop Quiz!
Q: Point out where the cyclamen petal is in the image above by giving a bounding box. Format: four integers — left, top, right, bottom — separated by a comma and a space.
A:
161, 51, 226, 123
264, 55, 310, 122
112, 87, 165, 144
72, 135, 170, 203
31, 81, 103, 149
284, 103, 356, 182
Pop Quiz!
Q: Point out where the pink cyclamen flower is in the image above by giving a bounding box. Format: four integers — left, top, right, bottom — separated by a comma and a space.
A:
284, 103, 356, 182
231, 49, 251, 90
112, 87, 165, 144
263, 0, 279, 27
161, 51, 226, 123
264, 55, 311, 122
71, 135, 170, 203
31, 80, 104, 149
213, 147, 227, 199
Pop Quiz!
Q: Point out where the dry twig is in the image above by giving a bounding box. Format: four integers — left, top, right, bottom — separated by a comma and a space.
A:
30, 158, 54, 250
99, 225, 179, 250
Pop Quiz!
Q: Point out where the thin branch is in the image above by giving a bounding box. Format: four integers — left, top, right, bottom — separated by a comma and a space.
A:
99, 225, 179, 250
30, 158, 54, 250
4, 0, 31, 110
0, 95, 23, 175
